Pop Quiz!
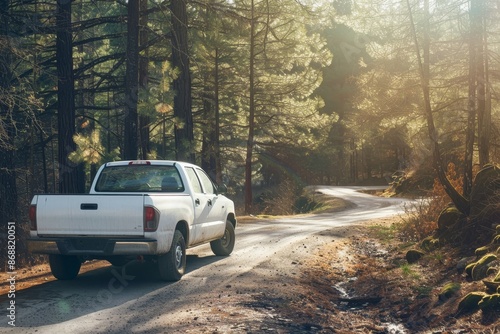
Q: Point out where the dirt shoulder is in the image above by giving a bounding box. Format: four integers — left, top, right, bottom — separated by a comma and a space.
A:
247, 216, 500, 333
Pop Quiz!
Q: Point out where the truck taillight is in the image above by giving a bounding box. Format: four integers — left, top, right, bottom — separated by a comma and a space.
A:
144, 206, 159, 232
29, 205, 37, 230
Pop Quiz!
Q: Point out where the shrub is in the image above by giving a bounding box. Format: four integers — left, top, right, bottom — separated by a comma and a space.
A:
398, 163, 463, 242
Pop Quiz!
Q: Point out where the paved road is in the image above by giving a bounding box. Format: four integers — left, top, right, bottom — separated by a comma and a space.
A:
0, 186, 411, 333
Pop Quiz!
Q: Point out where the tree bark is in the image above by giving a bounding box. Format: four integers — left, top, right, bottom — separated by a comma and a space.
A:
214, 47, 222, 184
245, 0, 256, 214
57, 0, 83, 193
464, 0, 479, 196
200, 5, 221, 183
124, 0, 140, 160
475, 0, 490, 167
170, 0, 194, 162
139, 0, 150, 160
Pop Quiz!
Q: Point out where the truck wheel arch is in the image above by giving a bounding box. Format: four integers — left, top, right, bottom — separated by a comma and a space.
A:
175, 221, 189, 245
227, 213, 236, 228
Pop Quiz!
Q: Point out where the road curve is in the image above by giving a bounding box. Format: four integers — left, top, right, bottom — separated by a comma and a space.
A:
0, 186, 411, 333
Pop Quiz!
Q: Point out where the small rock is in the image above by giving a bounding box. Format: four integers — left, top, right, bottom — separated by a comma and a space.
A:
406, 249, 425, 263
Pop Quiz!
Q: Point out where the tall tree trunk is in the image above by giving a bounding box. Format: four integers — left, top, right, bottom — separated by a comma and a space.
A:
170, 0, 194, 162
406, 0, 469, 214
201, 5, 221, 182
464, 0, 479, 196
57, 0, 83, 193
139, 0, 150, 160
214, 47, 222, 184
124, 0, 140, 160
349, 138, 356, 183
245, 0, 256, 214
201, 78, 216, 177
476, 1, 490, 167
0, 0, 18, 226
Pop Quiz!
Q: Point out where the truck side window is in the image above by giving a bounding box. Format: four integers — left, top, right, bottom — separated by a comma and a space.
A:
185, 167, 203, 194
196, 169, 215, 194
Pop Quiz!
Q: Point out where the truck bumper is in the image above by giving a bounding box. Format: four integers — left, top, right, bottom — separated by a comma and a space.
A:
27, 237, 158, 256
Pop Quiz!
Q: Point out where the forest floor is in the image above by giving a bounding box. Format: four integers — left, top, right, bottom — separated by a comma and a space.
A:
275, 215, 500, 333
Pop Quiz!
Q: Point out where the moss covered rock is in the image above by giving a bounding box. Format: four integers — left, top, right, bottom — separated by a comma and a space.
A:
495, 269, 500, 282
458, 292, 489, 313
475, 246, 491, 257
457, 257, 474, 273
471, 254, 498, 281
406, 249, 425, 264
469, 165, 500, 241
465, 262, 475, 277
465, 254, 498, 280
478, 293, 500, 310
421, 236, 440, 252
438, 282, 461, 301
487, 267, 498, 276
437, 205, 463, 230
435, 205, 467, 244
482, 280, 500, 293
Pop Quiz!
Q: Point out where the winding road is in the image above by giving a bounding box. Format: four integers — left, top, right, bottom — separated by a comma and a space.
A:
0, 186, 411, 333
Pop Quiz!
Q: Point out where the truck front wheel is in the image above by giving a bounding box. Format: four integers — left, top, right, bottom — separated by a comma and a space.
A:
210, 220, 235, 256
49, 254, 81, 280
158, 230, 186, 281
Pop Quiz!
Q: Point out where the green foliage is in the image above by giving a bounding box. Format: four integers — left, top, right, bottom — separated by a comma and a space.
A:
400, 263, 420, 279
368, 224, 398, 242
294, 194, 321, 214
69, 131, 105, 165
257, 182, 294, 215
398, 200, 438, 242
414, 285, 433, 298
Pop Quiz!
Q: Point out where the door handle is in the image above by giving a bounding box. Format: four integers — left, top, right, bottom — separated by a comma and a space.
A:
195, 198, 200, 205
207, 199, 212, 206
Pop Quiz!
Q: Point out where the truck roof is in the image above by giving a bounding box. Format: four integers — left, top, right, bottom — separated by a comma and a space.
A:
104, 160, 197, 168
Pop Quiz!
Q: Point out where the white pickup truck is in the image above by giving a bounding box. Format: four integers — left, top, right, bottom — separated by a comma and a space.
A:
27, 160, 237, 281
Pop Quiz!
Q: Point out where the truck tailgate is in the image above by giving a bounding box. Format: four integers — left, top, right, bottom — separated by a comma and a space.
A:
35, 195, 145, 237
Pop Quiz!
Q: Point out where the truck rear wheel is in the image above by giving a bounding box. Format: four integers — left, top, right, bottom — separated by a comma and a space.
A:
210, 220, 235, 256
49, 254, 81, 280
158, 230, 186, 281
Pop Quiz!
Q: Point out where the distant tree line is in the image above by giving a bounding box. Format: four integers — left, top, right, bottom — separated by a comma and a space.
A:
5, 0, 495, 233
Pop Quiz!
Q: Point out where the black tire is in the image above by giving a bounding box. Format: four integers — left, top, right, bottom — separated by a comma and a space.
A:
210, 220, 235, 256
158, 230, 186, 281
49, 254, 81, 280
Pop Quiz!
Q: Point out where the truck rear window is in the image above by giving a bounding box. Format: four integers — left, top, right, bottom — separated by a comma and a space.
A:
94, 165, 185, 192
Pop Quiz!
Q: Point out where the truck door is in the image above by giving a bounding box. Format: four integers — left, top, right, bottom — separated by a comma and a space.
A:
185, 167, 225, 245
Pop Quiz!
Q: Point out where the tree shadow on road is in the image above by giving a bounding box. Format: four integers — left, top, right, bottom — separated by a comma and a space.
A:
0, 254, 225, 328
